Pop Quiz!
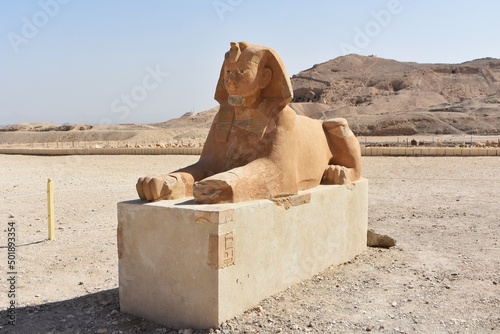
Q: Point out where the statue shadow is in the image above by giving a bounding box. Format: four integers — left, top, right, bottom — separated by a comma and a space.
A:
175, 198, 196, 205
0, 239, 45, 249
121, 199, 198, 206
0, 288, 193, 333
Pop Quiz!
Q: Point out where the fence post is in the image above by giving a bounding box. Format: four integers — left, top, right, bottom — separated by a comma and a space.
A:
47, 178, 55, 240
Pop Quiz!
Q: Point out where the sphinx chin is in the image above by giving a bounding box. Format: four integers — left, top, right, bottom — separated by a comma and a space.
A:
228, 95, 245, 106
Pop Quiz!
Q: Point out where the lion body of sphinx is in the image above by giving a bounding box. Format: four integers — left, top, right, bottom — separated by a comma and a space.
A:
183, 104, 361, 204
190, 105, 332, 202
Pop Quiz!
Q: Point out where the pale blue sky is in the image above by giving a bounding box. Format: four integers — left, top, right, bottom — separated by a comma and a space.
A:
1, 0, 499, 125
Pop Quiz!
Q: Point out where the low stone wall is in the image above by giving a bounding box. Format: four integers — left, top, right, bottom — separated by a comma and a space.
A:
362, 147, 499, 156
0, 147, 203, 155
0, 147, 498, 156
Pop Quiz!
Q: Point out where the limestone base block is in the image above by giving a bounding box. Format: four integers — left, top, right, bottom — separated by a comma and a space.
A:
117, 179, 368, 329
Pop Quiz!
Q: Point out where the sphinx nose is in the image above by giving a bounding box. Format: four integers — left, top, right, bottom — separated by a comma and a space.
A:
226, 78, 237, 89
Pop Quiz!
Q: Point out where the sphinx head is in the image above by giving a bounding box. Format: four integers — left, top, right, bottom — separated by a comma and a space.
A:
222, 42, 271, 107
215, 42, 293, 110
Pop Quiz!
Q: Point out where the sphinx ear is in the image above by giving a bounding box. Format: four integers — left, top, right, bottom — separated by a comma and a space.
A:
259, 67, 272, 89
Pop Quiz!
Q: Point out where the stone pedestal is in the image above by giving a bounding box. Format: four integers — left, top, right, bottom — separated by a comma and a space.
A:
117, 179, 368, 329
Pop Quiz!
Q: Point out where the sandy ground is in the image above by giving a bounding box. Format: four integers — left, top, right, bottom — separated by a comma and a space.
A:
0, 154, 499, 333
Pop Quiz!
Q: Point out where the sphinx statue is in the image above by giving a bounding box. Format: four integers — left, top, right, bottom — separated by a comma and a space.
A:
136, 42, 362, 204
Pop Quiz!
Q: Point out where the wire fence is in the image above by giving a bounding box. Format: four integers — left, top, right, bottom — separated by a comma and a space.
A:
0, 146, 499, 156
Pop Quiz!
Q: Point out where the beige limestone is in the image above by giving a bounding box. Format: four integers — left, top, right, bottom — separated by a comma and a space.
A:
136, 42, 362, 204
118, 179, 368, 329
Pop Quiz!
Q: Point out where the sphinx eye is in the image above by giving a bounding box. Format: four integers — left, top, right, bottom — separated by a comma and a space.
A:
238, 69, 245, 74
226, 69, 232, 74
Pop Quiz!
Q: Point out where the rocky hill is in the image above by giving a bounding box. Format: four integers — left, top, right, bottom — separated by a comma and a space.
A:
290, 55, 500, 135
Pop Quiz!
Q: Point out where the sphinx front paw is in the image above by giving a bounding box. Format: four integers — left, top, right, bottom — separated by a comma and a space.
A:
193, 179, 234, 204
321, 165, 347, 185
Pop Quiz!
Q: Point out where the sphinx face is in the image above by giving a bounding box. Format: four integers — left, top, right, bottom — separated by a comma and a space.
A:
223, 55, 262, 106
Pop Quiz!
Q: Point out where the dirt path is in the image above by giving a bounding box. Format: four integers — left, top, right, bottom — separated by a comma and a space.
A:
0, 155, 499, 333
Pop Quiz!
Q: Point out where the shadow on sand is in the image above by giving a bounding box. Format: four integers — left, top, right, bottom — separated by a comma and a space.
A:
0, 288, 189, 334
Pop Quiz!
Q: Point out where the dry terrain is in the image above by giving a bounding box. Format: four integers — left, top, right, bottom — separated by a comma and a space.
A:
0, 154, 498, 333
290, 55, 500, 136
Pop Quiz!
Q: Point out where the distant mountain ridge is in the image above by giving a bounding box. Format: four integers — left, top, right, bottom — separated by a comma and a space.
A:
288, 55, 500, 135
163, 54, 500, 136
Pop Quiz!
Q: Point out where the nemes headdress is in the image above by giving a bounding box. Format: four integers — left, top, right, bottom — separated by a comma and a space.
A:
214, 42, 293, 116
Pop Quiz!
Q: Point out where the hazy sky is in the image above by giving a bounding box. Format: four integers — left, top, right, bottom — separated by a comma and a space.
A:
1, 0, 499, 125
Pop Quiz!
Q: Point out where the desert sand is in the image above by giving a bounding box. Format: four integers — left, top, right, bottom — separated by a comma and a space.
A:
0, 154, 498, 333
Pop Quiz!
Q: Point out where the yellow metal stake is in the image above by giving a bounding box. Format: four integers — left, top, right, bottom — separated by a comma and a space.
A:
47, 178, 55, 240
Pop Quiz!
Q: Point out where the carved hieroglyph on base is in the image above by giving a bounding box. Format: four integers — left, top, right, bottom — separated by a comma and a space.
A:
136, 42, 362, 204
